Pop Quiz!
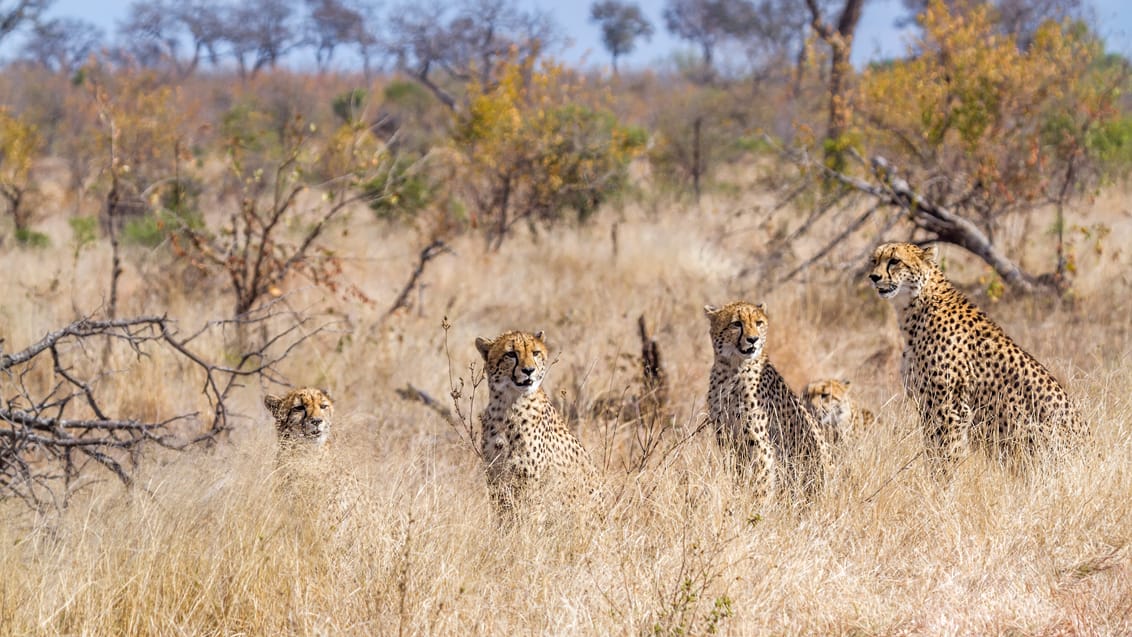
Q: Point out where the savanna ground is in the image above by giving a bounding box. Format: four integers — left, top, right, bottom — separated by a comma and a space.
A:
2, 176, 1132, 636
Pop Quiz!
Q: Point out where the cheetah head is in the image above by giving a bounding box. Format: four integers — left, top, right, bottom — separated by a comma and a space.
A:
704, 301, 768, 362
264, 387, 333, 446
476, 330, 550, 395
868, 242, 937, 300
803, 379, 853, 428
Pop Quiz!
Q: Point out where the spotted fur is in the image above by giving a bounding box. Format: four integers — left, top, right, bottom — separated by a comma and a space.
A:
264, 387, 334, 448
476, 330, 595, 514
704, 302, 832, 500
868, 242, 1086, 472
803, 379, 875, 444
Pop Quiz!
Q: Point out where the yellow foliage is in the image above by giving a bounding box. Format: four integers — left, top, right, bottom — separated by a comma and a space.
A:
452, 54, 646, 244
856, 0, 1117, 213
0, 109, 40, 185
0, 108, 42, 228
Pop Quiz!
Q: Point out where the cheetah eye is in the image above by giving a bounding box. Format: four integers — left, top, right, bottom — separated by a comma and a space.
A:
290, 404, 305, 413
887, 258, 900, 267
320, 403, 330, 410
532, 350, 543, 358
505, 351, 518, 359
729, 320, 743, 328
755, 320, 766, 328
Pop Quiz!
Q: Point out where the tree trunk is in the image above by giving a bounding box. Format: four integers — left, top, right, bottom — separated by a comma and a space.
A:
806, 0, 865, 173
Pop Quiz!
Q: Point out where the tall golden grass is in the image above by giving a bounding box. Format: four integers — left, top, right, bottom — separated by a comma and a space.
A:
2, 183, 1131, 635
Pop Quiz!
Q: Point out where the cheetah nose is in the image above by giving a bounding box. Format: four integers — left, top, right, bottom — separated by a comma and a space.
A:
868, 273, 881, 283
520, 367, 535, 376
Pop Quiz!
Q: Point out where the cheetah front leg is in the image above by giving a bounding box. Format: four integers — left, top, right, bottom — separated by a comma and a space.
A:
737, 418, 776, 503
922, 381, 972, 479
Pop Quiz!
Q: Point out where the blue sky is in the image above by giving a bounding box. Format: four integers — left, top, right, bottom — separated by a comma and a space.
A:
29, 0, 1132, 70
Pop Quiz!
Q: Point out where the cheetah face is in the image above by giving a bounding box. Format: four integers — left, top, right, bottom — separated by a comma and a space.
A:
803, 379, 852, 426
264, 387, 333, 446
476, 330, 550, 395
868, 242, 936, 299
704, 302, 768, 361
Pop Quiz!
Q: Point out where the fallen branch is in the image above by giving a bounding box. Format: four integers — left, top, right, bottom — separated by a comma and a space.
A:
395, 383, 460, 429
0, 304, 327, 511
776, 140, 1044, 293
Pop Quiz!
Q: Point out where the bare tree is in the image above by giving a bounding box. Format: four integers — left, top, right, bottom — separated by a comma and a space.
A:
19, 16, 103, 74
662, 0, 755, 79
589, 0, 654, 74
0, 307, 323, 511
171, 111, 399, 318
176, 0, 226, 71
303, 0, 378, 72
223, 0, 301, 78
0, 0, 49, 45
385, 0, 558, 109
117, 0, 181, 68
116, 0, 227, 76
736, 0, 809, 88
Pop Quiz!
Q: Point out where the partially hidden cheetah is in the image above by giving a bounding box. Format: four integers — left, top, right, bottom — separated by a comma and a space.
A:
476, 330, 596, 514
704, 302, 832, 500
802, 378, 875, 444
263, 387, 367, 560
868, 242, 1086, 472
264, 387, 334, 451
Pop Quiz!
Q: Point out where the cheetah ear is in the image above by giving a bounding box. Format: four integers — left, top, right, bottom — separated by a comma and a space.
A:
703, 304, 720, 318
920, 244, 939, 266
533, 330, 546, 341
756, 303, 766, 313
264, 394, 282, 414
475, 336, 494, 360
840, 379, 852, 388
319, 388, 333, 401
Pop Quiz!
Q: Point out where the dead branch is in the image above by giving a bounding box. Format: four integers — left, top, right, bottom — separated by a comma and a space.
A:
382, 240, 452, 320
395, 383, 460, 429
0, 304, 327, 511
778, 201, 882, 284
784, 145, 1041, 292
637, 314, 669, 426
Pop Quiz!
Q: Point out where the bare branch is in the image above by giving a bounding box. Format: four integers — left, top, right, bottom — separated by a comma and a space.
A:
1, 306, 330, 511
382, 240, 452, 320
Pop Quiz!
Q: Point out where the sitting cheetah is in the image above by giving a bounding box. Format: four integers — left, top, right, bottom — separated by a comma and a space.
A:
704, 302, 832, 500
868, 242, 1086, 472
263, 387, 366, 561
803, 379, 875, 444
264, 387, 333, 450
476, 330, 596, 514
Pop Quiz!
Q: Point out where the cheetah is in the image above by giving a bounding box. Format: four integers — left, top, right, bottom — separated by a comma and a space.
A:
704, 302, 832, 500
802, 378, 875, 444
263, 387, 366, 561
867, 242, 1086, 473
264, 387, 333, 450
476, 330, 596, 514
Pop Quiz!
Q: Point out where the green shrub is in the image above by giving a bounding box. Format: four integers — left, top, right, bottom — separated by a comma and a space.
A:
332, 88, 368, 125
364, 156, 433, 221
14, 227, 50, 248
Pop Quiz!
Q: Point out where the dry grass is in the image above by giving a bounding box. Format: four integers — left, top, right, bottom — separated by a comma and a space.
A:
2, 183, 1132, 636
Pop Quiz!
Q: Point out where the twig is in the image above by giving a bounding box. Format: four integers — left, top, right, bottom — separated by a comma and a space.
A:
382, 240, 452, 321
